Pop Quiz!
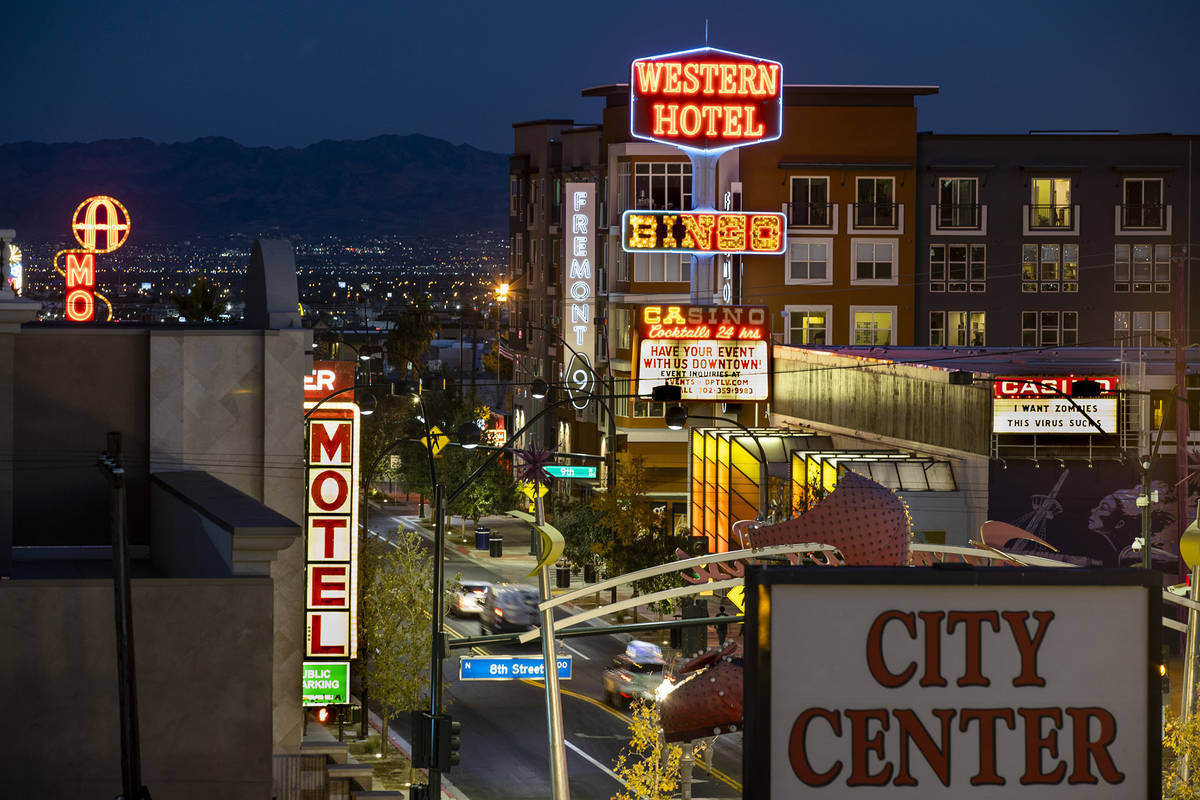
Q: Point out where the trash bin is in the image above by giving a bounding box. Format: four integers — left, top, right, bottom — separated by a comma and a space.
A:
583, 564, 597, 583
489, 533, 503, 558
555, 564, 571, 589
475, 526, 491, 551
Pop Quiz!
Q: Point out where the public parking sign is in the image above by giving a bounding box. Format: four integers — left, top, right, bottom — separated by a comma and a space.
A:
302, 661, 350, 706
459, 655, 572, 681
745, 567, 1160, 799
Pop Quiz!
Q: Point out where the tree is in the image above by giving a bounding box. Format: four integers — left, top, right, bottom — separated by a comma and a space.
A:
552, 493, 605, 575
384, 298, 439, 376
1164, 709, 1200, 798
361, 528, 451, 763
170, 275, 224, 322
612, 698, 705, 800
590, 457, 691, 597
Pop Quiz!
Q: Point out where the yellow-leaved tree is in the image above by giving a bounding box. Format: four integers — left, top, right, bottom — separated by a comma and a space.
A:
612, 698, 707, 800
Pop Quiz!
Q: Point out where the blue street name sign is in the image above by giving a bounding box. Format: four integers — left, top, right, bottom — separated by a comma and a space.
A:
543, 465, 598, 479
459, 655, 572, 681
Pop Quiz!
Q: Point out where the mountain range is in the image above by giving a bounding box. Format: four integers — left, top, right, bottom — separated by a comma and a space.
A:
0, 134, 509, 240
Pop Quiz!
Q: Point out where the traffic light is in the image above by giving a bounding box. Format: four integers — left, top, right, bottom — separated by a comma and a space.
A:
434, 713, 462, 771
410, 710, 432, 768
316, 706, 332, 724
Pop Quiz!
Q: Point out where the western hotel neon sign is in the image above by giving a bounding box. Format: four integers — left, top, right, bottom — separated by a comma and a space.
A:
303, 362, 360, 659
630, 47, 782, 152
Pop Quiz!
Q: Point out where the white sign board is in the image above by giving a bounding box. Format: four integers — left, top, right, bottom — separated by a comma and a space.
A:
746, 569, 1158, 799
992, 397, 1117, 434
636, 339, 769, 401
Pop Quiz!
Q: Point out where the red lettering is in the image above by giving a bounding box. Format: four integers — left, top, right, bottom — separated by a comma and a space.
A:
309, 565, 348, 606
893, 708, 955, 787
1002, 610, 1054, 687
308, 612, 346, 656
1066, 707, 1125, 784
917, 611, 947, 687
310, 518, 348, 559
310, 469, 350, 512
1018, 707, 1067, 785
310, 420, 352, 464
846, 709, 892, 786
947, 610, 1000, 686
789, 708, 842, 786
866, 610, 916, 688
959, 708, 1015, 785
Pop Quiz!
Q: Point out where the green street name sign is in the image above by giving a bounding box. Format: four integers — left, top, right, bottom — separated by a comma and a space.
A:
544, 465, 598, 479
302, 661, 349, 706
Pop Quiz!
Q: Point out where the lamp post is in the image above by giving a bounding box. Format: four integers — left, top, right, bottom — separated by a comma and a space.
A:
665, 405, 770, 523
405, 381, 668, 800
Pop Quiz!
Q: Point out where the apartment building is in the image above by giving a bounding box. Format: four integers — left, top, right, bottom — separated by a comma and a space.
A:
915, 133, 1200, 348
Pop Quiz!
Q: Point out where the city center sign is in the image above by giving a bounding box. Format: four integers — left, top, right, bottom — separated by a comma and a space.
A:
631, 47, 783, 153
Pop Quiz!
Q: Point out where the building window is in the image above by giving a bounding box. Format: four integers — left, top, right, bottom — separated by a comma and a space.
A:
930, 311, 986, 346
930, 243, 986, 292
1021, 243, 1078, 293
633, 252, 687, 282
1114, 310, 1171, 345
1030, 177, 1072, 228
855, 177, 896, 227
510, 175, 520, 217
1114, 244, 1171, 292
786, 238, 831, 284
1123, 178, 1164, 229
852, 239, 896, 284
616, 246, 630, 283
633, 162, 692, 211
614, 307, 632, 350
789, 177, 830, 226
634, 396, 665, 418
511, 235, 524, 275
851, 307, 895, 346
937, 178, 979, 228
786, 306, 831, 345
1021, 310, 1078, 347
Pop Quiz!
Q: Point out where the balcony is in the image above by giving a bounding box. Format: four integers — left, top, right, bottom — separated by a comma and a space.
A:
1022, 204, 1079, 236
846, 202, 903, 235
1116, 203, 1172, 236
786, 202, 833, 227
929, 203, 987, 236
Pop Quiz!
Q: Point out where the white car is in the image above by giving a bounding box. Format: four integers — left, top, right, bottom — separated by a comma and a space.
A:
450, 581, 492, 617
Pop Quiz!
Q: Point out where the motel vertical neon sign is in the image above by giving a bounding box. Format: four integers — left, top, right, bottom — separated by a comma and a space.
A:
303, 361, 360, 659
57, 194, 131, 322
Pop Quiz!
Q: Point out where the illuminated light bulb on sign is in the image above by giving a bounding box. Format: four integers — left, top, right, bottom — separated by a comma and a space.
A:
71, 195, 131, 254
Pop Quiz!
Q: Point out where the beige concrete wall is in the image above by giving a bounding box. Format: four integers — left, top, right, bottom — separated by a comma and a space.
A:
0, 578, 274, 799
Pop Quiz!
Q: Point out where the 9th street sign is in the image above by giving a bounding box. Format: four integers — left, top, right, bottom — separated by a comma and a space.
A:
544, 465, 597, 479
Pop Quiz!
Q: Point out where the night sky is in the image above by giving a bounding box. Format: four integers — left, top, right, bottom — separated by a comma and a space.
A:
6, 0, 1197, 154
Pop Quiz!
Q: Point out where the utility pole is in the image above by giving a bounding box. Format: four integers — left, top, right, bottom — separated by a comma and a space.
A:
533, 486, 569, 800
1176, 248, 1190, 582
98, 432, 149, 800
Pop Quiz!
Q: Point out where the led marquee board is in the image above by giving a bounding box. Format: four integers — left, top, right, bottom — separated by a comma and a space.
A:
621, 210, 786, 255
636, 304, 769, 401
992, 375, 1119, 435
303, 361, 361, 659
631, 47, 783, 152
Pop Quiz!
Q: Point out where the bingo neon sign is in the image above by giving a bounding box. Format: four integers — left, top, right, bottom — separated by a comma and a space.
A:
622, 210, 785, 255
630, 47, 783, 153
54, 195, 131, 322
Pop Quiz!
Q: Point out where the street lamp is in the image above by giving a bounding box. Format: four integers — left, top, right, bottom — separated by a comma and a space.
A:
665, 405, 770, 523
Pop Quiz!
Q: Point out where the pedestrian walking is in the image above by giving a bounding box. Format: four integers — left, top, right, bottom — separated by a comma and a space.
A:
714, 604, 729, 644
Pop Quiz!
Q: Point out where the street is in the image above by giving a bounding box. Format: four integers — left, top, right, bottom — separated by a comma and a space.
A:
367, 506, 745, 799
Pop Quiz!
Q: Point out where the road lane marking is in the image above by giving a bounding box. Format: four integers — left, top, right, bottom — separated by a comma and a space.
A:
561, 641, 591, 661
564, 739, 625, 787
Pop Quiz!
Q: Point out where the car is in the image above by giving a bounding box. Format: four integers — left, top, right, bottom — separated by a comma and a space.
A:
478, 583, 541, 633
449, 580, 492, 617
601, 640, 671, 709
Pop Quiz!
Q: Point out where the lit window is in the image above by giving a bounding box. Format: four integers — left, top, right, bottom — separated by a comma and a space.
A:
1022, 243, 1078, 292
852, 309, 894, 346
787, 307, 830, 345
1030, 178, 1072, 228
930, 311, 985, 346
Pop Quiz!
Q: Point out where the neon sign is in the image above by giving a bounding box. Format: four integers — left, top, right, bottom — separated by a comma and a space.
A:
630, 47, 783, 153
563, 183, 596, 408
54, 195, 130, 322
622, 210, 785, 255
303, 361, 361, 659
636, 304, 770, 401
